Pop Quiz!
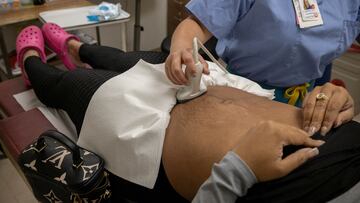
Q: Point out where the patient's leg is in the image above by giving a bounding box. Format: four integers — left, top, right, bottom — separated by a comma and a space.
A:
24, 55, 118, 133
68, 40, 168, 72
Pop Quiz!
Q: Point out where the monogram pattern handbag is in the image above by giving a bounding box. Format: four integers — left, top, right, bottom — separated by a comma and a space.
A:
18, 130, 111, 203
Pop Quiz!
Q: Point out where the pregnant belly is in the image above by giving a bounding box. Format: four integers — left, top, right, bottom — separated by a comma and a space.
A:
162, 86, 303, 200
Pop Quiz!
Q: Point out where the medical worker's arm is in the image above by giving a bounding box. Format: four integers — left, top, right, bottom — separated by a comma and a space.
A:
165, 16, 213, 85
302, 83, 355, 136
193, 121, 324, 203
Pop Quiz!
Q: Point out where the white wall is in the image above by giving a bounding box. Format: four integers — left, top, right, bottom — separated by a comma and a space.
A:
97, 0, 167, 51
137, 0, 167, 50
2, 0, 167, 52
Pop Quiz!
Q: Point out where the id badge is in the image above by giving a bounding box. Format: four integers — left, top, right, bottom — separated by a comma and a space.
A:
299, 0, 320, 21
293, 0, 323, 28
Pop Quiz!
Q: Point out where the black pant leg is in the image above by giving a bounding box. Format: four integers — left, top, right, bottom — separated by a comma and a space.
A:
79, 44, 168, 72
25, 56, 119, 133
239, 121, 360, 203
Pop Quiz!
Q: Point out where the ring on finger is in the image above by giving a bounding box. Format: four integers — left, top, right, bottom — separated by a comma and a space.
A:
316, 93, 329, 101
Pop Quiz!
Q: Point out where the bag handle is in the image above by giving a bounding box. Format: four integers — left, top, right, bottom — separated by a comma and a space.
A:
35, 130, 83, 168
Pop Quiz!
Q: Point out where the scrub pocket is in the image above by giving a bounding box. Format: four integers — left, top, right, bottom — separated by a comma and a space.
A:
336, 20, 360, 58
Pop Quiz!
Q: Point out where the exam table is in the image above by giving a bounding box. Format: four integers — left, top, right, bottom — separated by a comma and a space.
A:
0, 64, 360, 203
0, 51, 188, 202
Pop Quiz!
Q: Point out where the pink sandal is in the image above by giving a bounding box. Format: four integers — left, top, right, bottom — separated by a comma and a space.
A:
42, 23, 80, 70
16, 25, 47, 86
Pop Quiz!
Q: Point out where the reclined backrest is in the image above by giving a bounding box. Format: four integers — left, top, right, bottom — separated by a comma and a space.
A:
0, 77, 29, 118
0, 108, 55, 160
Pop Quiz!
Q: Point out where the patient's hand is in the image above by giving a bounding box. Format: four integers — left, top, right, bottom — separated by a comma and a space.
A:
233, 121, 324, 182
302, 83, 355, 136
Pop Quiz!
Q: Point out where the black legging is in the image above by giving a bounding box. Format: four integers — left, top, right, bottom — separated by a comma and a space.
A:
25, 44, 168, 133
25, 45, 188, 203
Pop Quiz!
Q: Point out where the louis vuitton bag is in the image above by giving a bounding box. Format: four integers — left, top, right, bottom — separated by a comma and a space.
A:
18, 130, 111, 203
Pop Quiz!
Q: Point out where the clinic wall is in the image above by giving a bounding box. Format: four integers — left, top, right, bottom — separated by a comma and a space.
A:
137, 0, 167, 51
80, 0, 167, 51
2, 0, 167, 52
103, 0, 167, 51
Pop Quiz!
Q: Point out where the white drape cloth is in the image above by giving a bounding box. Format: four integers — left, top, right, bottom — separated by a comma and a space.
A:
76, 60, 274, 188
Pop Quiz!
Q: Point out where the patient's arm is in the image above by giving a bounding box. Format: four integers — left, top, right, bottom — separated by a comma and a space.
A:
192, 120, 322, 203
162, 86, 304, 200
192, 151, 257, 203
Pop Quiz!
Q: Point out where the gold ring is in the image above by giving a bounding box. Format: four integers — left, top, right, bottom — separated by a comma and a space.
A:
316, 93, 329, 101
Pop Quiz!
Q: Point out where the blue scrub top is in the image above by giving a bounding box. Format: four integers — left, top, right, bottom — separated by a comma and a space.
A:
186, 0, 360, 87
